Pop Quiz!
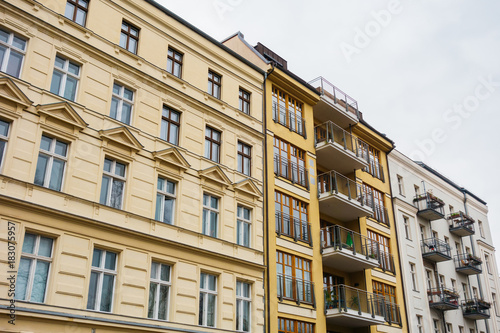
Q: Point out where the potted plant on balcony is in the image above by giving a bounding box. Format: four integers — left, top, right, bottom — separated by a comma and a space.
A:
324, 290, 338, 309
349, 295, 360, 310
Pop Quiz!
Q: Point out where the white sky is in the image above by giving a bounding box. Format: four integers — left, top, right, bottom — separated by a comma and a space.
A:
155, 0, 500, 269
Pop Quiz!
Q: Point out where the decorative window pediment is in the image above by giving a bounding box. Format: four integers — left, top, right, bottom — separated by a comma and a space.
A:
199, 165, 231, 189
99, 126, 143, 157
0, 76, 33, 115
153, 147, 190, 171
37, 102, 87, 132
233, 178, 262, 199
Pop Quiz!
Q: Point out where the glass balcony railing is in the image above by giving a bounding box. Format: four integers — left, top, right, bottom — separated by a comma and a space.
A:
308, 77, 359, 118
324, 285, 384, 318
318, 170, 372, 206
275, 211, 311, 245
277, 274, 315, 306
314, 121, 362, 157
321, 225, 379, 258
274, 154, 308, 189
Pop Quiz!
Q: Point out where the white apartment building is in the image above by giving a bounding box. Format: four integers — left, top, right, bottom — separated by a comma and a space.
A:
389, 150, 500, 333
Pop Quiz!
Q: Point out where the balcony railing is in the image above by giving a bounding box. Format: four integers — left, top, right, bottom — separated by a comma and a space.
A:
275, 211, 311, 245
378, 251, 396, 274
324, 285, 384, 318
372, 204, 390, 227
421, 238, 451, 262
462, 298, 491, 319
364, 160, 385, 182
314, 121, 365, 158
272, 102, 306, 137
384, 302, 402, 326
318, 170, 372, 207
454, 253, 482, 275
427, 287, 460, 311
308, 77, 359, 118
321, 225, 379, 258
414, 192, 445, 220
448, 211, 475, 236
274, 154, 308, 189
277, 274, 315, 306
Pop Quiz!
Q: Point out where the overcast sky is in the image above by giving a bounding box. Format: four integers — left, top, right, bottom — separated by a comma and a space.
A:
155, 0, 500, 269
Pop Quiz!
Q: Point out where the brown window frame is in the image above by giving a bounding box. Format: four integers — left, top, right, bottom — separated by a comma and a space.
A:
275, 191, 310, 244
373, 281, 400, 325
161, 106, 180, 145
239, 88, 250, 114
204, 126, 221, 163
65, 0, 89, 26
272, 86, 305, 137
237, 141, 251, 176
363, 183, 388, 225
368, 230, 394, 273
273, 137, 307, 188
120, 21, 139, 54
276, 251, 312, 304
167, 47, 183, 78
208, 70, 221, 99
278, 317, 314, 333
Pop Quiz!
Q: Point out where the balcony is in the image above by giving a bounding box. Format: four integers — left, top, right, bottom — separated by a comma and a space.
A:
277, 274, 315, 307
454, 253, 482, 275
274, 154, 308, 189
318, 170, 373, 221
414, 192, 445, 220
320, 225, 379, 272
324, 285, 385, 328
462, 298, 491, 319
272, 102, 306, 137
427, 287, 460, 311
275, 211, 312, 245
309, 77, 359, 128
314, 121, 369, 173
448, 211, 475, 237
421, 238, 451, 262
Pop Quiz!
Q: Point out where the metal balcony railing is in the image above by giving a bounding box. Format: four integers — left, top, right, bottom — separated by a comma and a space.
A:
462, 298, 491, 318
272, 102, 306, 137
318, 170, 373, 207
372, 204, 390, 227
384, 302, 402, 326
378, 251, 396, 274
321, 225, 380, 260
427, 287, 460, 310
277, 274, 315, 306
421, 237, 451, 260
455, 253, 482, 272
275, 211, 311, 245
314, 121, 364, 158
308, 77, 359, 118
414, 192, 445, 219
324, 284, 384, 318
448, 211, 475, 236
364, 160, 385, 182
274, 154, 308, 189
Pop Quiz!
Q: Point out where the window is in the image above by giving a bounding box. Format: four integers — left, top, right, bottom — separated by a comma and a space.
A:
419, 224, 426, 241
202, 194, 219, 237
50, 55, 80, 101
462, 283, 468, 299
439, 275, 445, 289
272, 86, 305, 136
455, 242, 461, 256
237, 206, 251, 247
99, 158, 126, 209
403, 216, 411, 240
167, 47, 183, 78
119, 21, 139, 54
478, 220, 484, 237
239, 88, 250, 114
276, 251, 312, 303
34, 135, 68, 191
87, 248, 117, 312
410, 263, 418, 291
204, 127, 221, 163
446, 323, 453, 333
451, 279, 457, 292
161, 106, 180, 145
414, 185, 420, 195
0, 27, 26, 78
273, 137, 307, 188
472, 287, 478, 299
459, 326, 464, 333
433, 319, 440, 333
397, 175, 405, 195
275, 191, 310, 243
416, 315, 423, 333
364, 184, 387, 225
449, 205, 454, 213
278, 318, 314, 333
15, 233, 53, 303
199, 272, 217, 327
0, 119, 10, 170
365, 146, 383, 180
155, 177, 176, 224
426, 270, 433, 290
368, 230, 393, 273
236, 281, 251, 332
110, 82, 134, 124
148, 262, 171, 320
469, 329, 475, 333
208, 70, 221, 99
237, 141, 251, 176
493, 293, 499, 316
64, 0, 89, 26
485, 253, 491, 274
373, 281, 400, 324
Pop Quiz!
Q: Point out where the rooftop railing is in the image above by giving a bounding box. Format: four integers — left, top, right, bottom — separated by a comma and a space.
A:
309, 76, 359, 118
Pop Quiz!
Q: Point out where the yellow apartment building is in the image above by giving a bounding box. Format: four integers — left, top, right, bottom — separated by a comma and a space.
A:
0, 1, 266, 332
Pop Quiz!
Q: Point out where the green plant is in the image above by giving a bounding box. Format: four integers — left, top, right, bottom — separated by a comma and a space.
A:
349, 295, 360, 310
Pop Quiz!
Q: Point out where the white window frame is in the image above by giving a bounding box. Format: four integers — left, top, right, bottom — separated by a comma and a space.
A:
433, 319, 440, 333
202, 193, 219, 237
397, 175, 404, 195
236, 281, 251, 332
16, 233, 53, 303
100, 158, 126, 209
50, 55, 80, 101
485, 253, 492, 274
403, 216, 411, 240
459, 326, 464, 333
87, 248, 117, 312
0, 119, 10, 172
199, 272, 217, 327
237, 205, 251, 247
446, 323, 453, 333
410, 263, 418, 291
416, 315, 423, 333
478, 220, 485, 238
34, 135, 68, 191
110, 82, 134, 125
148, 261, 171, 320
493, 293, 499, 316
0, 27, 27, 78
155, 177, 176, 224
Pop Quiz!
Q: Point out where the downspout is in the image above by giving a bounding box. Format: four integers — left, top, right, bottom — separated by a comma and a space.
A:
263, 63, 274, 333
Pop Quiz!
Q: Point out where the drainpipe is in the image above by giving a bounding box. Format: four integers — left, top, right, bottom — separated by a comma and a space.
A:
263, 63, 274, 333
462, 190, 490, 333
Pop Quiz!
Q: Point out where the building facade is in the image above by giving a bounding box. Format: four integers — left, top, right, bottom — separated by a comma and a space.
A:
0, 0, 266, 332
389, 149, 500, 333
